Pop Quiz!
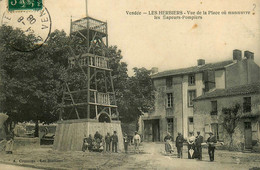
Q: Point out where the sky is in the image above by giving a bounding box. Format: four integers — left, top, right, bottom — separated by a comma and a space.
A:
1, 0, 260, 75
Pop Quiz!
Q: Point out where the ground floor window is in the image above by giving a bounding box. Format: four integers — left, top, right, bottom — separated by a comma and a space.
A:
167, 118, 174, 137
211, 123, 223, 141
188, 117, 194, 135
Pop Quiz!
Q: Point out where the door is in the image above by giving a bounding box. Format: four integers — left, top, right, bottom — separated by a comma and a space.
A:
152, 119, 160, 142
244, 122, 252, 149
144, 120, 153, 142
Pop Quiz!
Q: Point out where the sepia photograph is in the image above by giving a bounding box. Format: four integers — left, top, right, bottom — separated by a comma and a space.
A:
0, 0, 260, 169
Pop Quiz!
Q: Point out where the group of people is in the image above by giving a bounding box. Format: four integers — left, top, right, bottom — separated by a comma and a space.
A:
164, 131, 217, 161
82, 131, 119, 152
82, 131, 142, 154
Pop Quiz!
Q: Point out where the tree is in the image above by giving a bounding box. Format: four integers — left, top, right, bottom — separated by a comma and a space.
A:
0, 26, 69, 136
0, 25, 154, 133
118, 67, 155, 123
221, 103, 241, 150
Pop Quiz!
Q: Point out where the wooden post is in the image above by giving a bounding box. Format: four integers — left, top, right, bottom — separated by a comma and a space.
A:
85, 0, 88, 17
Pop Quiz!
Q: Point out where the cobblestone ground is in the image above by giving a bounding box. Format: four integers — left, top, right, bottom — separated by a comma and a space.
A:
0, 143, 260, 169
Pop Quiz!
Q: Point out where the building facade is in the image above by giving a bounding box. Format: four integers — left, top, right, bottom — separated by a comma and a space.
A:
140, 49, 260, 142
193, 83, 260, 151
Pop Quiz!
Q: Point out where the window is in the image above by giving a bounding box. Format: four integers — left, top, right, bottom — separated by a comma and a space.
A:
167, 93, 173, 108
167, 118, 173, 137
243, 97, 251, 113
166, 77, 172, 87
188, 74, 196, 85
188, 90, 196, 107
188, 117, 194, 133
202, 88, 206, 95
211, 123, 219, 141
245, 122, 251, 129
211, 101, 218, 115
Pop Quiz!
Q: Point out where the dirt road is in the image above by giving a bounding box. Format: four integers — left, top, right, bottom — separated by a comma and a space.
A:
116, 143, 260, 170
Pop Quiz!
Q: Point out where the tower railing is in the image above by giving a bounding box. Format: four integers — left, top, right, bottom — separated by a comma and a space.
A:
71, 17, 107, 35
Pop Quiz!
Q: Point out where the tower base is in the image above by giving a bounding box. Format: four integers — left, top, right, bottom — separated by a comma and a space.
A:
53, 119, 123, 151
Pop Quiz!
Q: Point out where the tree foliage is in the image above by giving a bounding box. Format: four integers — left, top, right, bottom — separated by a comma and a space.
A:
0, 25, 154, 128
118, 67, 154, 123
221, 103, 241, 150
0, 26, 68, 126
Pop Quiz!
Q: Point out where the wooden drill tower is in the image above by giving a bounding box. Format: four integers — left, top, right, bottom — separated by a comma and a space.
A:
60, 13, 119, 122
54, 1, 123, 151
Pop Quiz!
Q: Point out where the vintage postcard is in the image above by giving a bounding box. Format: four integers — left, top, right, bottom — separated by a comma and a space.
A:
0, 0, 260, 169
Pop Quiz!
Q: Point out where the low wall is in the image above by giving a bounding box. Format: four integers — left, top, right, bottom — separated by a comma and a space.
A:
0, 137, 40, 151
14, 137, 40, 150
53, 119, 123, 151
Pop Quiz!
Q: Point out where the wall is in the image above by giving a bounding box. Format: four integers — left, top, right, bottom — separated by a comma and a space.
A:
149, 76, 184, 141
182, 73, 204, 138
53, 119, 123, 151
215, 69, 225, 89
194, 94, 260, 150
226, 59, 260, 88
247, 59, 260, 84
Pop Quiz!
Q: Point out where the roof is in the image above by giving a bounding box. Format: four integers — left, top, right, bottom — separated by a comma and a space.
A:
194, 83, 260, 101
151, 60, 233, 79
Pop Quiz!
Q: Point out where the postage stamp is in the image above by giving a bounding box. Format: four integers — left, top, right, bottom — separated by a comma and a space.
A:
8, 0, 42, 11
1, 6, 51, 52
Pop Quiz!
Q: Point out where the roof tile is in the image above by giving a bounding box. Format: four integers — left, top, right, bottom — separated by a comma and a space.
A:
195, 83, 260, 100
151, 60, 233, 78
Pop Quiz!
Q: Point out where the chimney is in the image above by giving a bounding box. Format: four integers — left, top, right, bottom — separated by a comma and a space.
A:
244, 51, 254, 60
233, 49, 242, 61
151, 67, 158, 74
197, 59, 205, 66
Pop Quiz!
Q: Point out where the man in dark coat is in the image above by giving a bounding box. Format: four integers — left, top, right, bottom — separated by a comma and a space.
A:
207, 131, 217, 161
123, 133, 129, 153
195, 131, 204, 160
105, 132, 111, 152
111, 131, 118, 152
175, 132, 184, 158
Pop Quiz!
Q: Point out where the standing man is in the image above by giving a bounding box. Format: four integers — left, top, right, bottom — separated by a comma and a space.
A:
111, 131, 118, 153
123, 133, 129, 153
175, 132, 184, 158
207, 131, 217, 161
133, 131, 141, 154
105, 132, 111, 152
195, 131, 204, 160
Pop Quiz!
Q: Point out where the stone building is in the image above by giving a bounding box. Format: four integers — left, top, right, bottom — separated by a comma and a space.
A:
193, 83, 260, 151
140, 49, 260, 142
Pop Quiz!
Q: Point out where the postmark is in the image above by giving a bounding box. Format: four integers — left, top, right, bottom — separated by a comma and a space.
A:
1, 6, 51, 52
8, 0, 43, 11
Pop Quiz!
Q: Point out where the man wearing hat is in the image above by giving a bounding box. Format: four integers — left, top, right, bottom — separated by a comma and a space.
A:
195, 131, 203, 160
111, 131, 118, 153
175, 132, 185, 158
207, 131, 217, 161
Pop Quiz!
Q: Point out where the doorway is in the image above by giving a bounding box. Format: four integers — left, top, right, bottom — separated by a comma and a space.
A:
244, 122, 252, 149
143, 119, 160, 142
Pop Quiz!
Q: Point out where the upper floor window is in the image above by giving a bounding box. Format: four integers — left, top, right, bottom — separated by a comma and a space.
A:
243, 97, 251, 113
188, 90, 196, 107
211, 101, 218, 115
166, 77, 172, 87
188, 74, 196, 86
167, 93, 173, 108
